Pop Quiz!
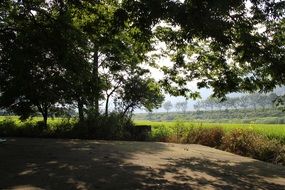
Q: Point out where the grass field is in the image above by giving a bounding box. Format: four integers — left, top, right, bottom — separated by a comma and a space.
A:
1, 116, 285, 142
0, 116, 72, 125
135, 120, 285, 142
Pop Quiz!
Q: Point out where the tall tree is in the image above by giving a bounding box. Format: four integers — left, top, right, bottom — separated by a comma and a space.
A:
0, 0, 71, 125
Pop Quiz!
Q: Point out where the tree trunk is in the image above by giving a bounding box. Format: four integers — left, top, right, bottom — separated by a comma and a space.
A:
36, 103, 48, 127
123, 104, 133, 117
93, 47, 99, 116
43, 112, 48, 127
78, 99, 84, 122
105, 95, 110, 116
43, 105, 48, 127
105, 86, 120, 116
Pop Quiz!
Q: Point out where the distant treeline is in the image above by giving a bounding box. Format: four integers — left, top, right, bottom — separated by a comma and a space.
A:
134, 108, 285, 124
194, 93, 280, 111
136, 93, 285, 124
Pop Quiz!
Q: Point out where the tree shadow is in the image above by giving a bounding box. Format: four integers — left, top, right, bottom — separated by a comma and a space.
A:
0, 138, 284, 190
158, 157, 285, 190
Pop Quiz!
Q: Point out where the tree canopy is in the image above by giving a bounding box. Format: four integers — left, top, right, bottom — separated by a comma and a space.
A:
1, 0, 284, 124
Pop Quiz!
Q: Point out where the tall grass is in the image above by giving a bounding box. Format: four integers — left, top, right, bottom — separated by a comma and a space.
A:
135, 120, 285, 143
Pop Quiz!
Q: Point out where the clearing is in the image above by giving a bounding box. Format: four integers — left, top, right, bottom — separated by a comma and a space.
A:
0, 138, 284, 190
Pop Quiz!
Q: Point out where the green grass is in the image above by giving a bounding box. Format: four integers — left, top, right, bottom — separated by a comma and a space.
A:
135, 120, 285, 142
0, 116, 69, 125
1, 116, 285, 142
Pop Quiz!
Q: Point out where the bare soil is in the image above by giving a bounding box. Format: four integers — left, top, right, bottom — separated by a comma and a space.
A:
0, 138, 284, 190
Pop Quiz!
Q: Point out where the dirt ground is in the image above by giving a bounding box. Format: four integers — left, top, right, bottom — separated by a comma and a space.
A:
0, 138, 284, 190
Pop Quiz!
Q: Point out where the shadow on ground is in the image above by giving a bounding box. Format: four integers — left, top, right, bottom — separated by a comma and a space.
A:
0, 138, 284, 190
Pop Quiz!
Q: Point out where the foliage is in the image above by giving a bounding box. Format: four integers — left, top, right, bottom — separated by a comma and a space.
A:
147, 121, 285, 165
1, 0, 285, 125
150, 124, 173, 142
162, 101, 173, 113
76, 112, 135, 140
0, 114, 133, 140
134, 107, 285, 124
275, 94, 285, 112
114, 77, 164, 116
175, 101, 188, 114
222, 129, 285, 164
0, 0, 163, 125
155, 0, 285, 99
185, 127, 225, 148
194, 93, 278, 111
135, 120, 285, 143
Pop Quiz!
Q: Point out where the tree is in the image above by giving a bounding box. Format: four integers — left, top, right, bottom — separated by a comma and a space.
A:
2, 0, 285, 127
152, 0, 285, 99
176, 101, 188, 114
163, 101, 173, 114
175, 102, 182, 113
113, 76, 164, 117
0, 0, 73, 126
70, 0, 156, 118
193, 101, 201, 111
275, 95, 285, 112
180, 101, 188, 114
0, 0, 159, 124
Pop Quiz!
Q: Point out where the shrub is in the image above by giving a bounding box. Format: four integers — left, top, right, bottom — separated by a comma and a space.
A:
276, 146, 285, 165
76, 112, 135, 140
251, 137, 282, 163
173, 121, 192, 143
185, 127, 225, 147
151, 125, 172, 142
19, 122, 46, 137
221, 129, 285, 164
0, 119, 17, 136
221, 129, 256, 156
129, 125, 151, 141
50, 120, 75, 138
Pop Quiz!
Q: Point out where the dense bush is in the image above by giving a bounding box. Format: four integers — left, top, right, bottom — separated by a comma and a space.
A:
185, 127, 225, 147
0, 119, 18, 136
150, 125, 173, 142
76, 112, 135, 140
82, 112, 149, 140
222, 129, 285, 165
0, 113, 153, 141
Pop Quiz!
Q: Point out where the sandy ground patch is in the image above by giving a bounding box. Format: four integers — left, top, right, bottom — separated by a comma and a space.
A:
0, 138, 284, 190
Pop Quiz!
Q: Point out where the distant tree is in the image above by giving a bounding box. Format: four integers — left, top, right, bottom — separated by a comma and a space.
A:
193, 102, 201, 111
180, 101, 188, 114
145, 109, 154, 120
267, 93, 278, 108
175, 102, 182, 112
238, 96, 250, 110
275, 95, 285, 112
163, 101, 173, 114
175, 101, 188, 114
